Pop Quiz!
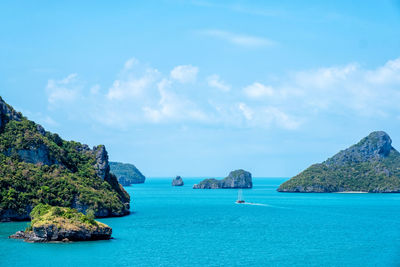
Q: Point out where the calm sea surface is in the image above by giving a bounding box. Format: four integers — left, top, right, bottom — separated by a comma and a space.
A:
1, 178, 400, 267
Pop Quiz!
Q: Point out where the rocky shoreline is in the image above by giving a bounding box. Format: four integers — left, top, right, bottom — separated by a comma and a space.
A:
9, 204, 112, 243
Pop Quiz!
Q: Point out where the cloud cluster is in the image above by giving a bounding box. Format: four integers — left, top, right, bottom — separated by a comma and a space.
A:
45, 57, 400, 131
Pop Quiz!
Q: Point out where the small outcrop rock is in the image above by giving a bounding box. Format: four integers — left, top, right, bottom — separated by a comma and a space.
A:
9, 204, 112, 242
172, 176, 184, 186
193, 170, 252, 189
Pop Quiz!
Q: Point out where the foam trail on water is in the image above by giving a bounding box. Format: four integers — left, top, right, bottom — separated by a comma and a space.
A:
236, 202, 289, 209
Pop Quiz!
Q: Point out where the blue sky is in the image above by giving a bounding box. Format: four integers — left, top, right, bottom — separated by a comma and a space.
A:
1, 0, 400, 177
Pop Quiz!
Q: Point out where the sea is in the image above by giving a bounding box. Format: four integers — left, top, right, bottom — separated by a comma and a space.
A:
1, 178, 400, 267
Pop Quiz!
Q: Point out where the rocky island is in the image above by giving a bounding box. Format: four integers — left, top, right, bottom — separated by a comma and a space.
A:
110, 161, 146, 186
0, 96, 130, 221
193, 169, 252, 189
172, 176, 184, 186
278, 131, 400, 193
10, 204, 112, 242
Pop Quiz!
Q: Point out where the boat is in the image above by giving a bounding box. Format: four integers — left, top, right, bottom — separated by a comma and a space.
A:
236, 189, 245, 204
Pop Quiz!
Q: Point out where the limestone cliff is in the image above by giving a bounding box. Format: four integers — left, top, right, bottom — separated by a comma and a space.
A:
193, 170, 252, 189
0, 96, 130, 221
278, 131, 400, 193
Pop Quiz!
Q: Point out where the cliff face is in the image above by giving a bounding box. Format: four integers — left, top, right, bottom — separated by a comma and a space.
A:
0, 97, 130, 221
109, 161, 146, 186
193, 170, 252, 189
278, 131, 400, 193
0, 97, 22, 129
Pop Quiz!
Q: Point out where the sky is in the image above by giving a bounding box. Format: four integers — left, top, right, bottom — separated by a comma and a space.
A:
1, 0, 400, 177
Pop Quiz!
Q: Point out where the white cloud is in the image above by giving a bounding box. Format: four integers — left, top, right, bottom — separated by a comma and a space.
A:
238, 103, 300, 130
45, 56, 400, 131
243, 82, 274, 98
46, 73, 80, 104
200, 30, 275, 47
238, 103, 253, 120
107, 67, 160, 100
294, 63, 358, 89
170, 65, 198, 83
143, 78, 207, 123
124, 58, 138, 70
207, 74, 231, 92
366, 58, 400, 84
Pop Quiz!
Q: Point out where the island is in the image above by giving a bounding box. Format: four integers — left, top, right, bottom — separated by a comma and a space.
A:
172, 176, 184, 186
110, 161, 146, 186
278, 131, 400, 193
193, 169, 252, 189
0, 96, 130, 222
9, 204, 112, 242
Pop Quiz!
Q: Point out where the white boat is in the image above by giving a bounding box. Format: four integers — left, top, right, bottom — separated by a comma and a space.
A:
236, 189, 245, 203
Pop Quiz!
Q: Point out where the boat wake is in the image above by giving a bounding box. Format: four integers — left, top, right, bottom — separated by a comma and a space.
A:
235, 202, 290, 209
236, 202, 269, 207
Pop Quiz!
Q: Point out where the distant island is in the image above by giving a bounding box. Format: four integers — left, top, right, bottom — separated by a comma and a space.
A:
0, 96, 130, 222
172, 176, 184, 186
278, 131, 400, 193
109, 161, 146, 186
10, 204, 112, 242
193, 169, 252, 189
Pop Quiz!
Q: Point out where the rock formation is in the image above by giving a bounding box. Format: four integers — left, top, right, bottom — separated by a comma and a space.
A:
0, 96, 130, 221
109, 161, 146, 186
172, 176, 184, 186
278, 131, 400, 193
9, 204, 112, 242
193, 169, 252, 189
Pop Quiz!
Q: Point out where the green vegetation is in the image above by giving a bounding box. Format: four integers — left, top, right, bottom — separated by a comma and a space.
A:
109, 161, 145, 186
28, 204, 108, 231
278, 132, 400, 192
198, 178, 220, 187
0, 97, 129, 220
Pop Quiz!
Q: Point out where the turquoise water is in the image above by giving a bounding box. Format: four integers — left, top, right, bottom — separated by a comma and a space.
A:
1, 178, 400, 267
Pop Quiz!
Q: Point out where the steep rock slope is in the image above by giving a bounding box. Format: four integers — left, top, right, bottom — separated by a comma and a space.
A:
0, 96, 130, 221
278, 131, 400, 193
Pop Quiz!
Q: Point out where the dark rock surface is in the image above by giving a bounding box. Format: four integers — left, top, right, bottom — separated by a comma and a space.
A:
278, 131, 400, 193
193, 170, 252, 189
324, 131, 393, 166
10, 225, 112, 242
172, 176, 184, 186
93, 145, 110, 180
0, 96, 22, 129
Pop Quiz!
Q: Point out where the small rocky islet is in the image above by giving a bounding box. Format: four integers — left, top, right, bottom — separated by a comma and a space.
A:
193, 169, 252, 189
109, 161, 146, 186
10, 204, 112, 242
172, 176, 184, 186
278, 131, 400, 193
